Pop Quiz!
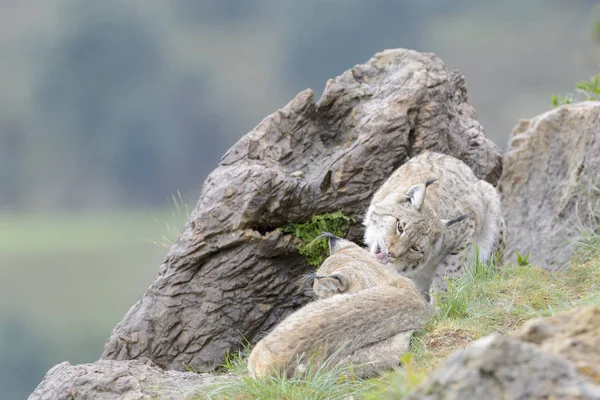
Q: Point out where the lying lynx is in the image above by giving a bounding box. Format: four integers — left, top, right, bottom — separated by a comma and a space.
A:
363, 151, 506, 301
248, 233, 429, 378
311, 232, 407, 299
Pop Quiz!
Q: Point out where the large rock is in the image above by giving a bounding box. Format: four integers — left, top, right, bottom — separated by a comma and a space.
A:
515, 306, 600, 384
28, 359, 231, 400
406, 307, 600, 399
101, 48, 502, 372
499, 102, 600, 270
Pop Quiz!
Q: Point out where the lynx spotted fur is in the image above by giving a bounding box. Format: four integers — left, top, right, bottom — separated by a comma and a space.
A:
363, 151, 506, 301
248, 234, 429, 378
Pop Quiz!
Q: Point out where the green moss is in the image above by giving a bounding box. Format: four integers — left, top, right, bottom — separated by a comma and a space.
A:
280, 211, 356, 266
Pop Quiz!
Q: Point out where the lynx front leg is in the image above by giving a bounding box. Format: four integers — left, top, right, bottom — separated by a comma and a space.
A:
492, 217, 507, 266
429, 252, 468, 302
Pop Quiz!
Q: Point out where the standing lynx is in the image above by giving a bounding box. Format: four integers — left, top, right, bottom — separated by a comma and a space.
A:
363, 151, 506, 301
248, 233, 429, 379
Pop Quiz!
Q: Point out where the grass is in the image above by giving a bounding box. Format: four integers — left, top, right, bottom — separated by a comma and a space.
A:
201, 240, 600, 399
202, 352, 379, 400
153, 191, 191, 249
0, 207, 187, 397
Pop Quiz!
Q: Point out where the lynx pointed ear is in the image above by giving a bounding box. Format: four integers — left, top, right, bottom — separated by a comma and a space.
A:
441, 214, 470, 228
318, 231, 354, 254
405, 183, 426, 210
313, 272, 348, 293
320, 231, 342, 254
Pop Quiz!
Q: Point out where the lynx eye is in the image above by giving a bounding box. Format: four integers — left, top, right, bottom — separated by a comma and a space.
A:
410, 245, 420, 252
396, 221, 404, 236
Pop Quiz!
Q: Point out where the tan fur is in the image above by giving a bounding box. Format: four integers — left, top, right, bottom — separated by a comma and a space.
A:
312, 237, 408, 299
363, 151, 506, 301
248, 236, 429, 378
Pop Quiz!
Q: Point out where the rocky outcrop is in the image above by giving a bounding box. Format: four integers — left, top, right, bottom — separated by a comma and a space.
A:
28, 359, 233, 400
515, 306, 600, 384
499, 102, 600, 270
406, 307, 600, 399
101, 48, 502, 372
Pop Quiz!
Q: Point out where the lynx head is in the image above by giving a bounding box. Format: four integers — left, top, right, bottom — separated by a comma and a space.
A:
311, 232, 397, 299
363, 178, 468, 275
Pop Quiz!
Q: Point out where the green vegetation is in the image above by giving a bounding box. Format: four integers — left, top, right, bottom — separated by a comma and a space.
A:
516, 250, 531, 266
202, 239, 600, 399
205, 352, 378, 400
552, 75, 600, 106
0, 210, 183, 399
280, 211, 355, 266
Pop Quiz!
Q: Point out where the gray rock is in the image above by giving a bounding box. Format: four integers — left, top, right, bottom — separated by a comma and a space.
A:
499, 102, 600, 270
514, 306, 600, 384
405, 333, 600, 400
406, 306, 600, 400
28, 359, 232, 400
101, 48, 502, 372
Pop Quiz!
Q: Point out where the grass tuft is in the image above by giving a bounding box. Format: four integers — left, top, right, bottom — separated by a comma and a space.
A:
515, 251, 531, 266
220, 346, 252, 377
203, 350, 378, 400
152, 191, 191, 249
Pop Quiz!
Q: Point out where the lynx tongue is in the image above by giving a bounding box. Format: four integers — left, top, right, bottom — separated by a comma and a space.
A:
375, 252, 386, 259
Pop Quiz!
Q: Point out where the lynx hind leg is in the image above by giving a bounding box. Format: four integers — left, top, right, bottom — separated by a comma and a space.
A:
248, 340, 269, 378
248, 340, 285, 378
342, 331, 414, 378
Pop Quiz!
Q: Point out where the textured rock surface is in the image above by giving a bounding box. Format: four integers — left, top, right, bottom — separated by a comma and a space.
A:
406, 307, 600, 400
101, 48, 502, 372
499, 102, 600, 270
28, 359, 231, 400
515, 306, 600, 384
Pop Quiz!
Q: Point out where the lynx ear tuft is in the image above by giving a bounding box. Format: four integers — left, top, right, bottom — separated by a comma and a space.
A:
441, 214, 470, 227
425, 177, 438, 187
320, 231, 341, 254
317, 231, 355, 254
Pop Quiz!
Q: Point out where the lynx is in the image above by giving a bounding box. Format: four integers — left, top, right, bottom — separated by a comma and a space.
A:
248, 233, 429, 378
363, 151, 506, 301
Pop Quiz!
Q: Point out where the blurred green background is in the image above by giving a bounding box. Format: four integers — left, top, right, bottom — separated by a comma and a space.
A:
1, 0, 599, 397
